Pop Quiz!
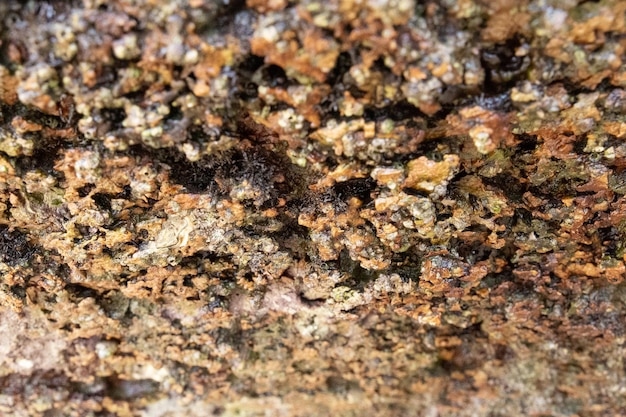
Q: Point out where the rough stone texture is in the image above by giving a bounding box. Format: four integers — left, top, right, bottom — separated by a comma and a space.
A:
1, 0, 626, 416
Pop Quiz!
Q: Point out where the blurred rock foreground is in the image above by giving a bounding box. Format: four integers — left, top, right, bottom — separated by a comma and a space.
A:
1, 0, 626, 415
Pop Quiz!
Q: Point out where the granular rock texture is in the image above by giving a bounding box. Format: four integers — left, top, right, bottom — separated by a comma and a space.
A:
1, 0, 626, 416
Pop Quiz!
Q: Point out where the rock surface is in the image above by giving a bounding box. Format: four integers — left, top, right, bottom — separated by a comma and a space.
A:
1, 0, 626, 416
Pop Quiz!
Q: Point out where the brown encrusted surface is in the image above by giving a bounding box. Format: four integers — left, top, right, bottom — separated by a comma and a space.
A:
1, 0, 626, 415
